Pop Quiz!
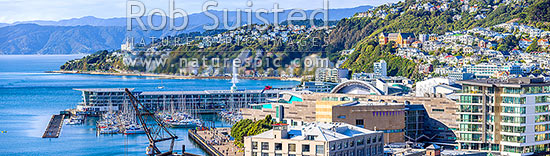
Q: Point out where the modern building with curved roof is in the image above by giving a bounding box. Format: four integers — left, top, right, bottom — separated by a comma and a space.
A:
330, 80, 384, 95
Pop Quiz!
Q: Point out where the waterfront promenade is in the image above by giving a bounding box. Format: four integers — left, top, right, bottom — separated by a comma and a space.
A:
189, 128, 243, 156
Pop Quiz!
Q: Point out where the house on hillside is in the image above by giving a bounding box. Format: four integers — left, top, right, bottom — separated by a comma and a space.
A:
379, 32, 416, 47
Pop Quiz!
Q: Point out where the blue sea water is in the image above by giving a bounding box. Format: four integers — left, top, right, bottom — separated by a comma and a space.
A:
0, 55, 299, 155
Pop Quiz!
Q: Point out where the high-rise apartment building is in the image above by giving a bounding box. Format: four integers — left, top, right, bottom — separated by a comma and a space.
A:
456, 77, 550, 156
373, 60, 387, 77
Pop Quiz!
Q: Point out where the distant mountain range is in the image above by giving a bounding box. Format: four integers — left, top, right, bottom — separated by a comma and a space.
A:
0, 5, 372, 54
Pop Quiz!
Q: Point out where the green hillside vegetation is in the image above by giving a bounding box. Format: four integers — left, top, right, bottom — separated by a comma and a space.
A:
60, 50, 126, 72
151, 26, 330, 75
341, 41, 421, 79
230, 115, 274, 148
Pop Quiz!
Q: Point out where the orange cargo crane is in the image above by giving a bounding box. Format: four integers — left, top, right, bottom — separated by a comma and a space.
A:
125, 88, 178, 156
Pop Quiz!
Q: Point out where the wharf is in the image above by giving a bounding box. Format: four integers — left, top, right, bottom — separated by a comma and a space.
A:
42, 115, 65, 138
188, 128, 243, 156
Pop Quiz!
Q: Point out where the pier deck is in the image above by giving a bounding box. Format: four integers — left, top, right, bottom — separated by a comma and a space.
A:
188, 128, 243, 156
42, 115, 65, 138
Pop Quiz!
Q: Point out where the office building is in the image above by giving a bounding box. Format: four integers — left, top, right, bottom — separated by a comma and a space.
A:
464, 64, 522, 78
316, 68, 340, 83
242, 92, 458, 144
75, 88, 280, 114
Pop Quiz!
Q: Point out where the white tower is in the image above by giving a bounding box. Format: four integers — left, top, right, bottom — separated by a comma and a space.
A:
231, 60, 239, 92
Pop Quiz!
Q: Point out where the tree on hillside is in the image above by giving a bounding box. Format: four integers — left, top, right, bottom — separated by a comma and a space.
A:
526, 40, 540, 53
529, 0, 550, 22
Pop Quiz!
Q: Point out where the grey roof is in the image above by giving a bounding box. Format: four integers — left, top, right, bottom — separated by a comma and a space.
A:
250, 122, 380, 142
77, 88, 281, 95
74, 88, 135, 92
337, 101, 405, 107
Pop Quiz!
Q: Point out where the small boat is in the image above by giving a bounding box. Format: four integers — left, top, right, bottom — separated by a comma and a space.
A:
166, 120, 199, 128
100, 127, 120, 134
124, 125, 146, 134
65, 118, 83, 125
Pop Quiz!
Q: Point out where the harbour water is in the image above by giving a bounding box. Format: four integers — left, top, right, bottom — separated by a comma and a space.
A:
0, 55, 299, 155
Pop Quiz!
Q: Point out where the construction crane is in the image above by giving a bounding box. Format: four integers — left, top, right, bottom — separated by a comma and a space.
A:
125, 88, 178, 156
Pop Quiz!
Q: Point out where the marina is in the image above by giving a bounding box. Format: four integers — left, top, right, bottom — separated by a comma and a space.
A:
0, 55, 299, 155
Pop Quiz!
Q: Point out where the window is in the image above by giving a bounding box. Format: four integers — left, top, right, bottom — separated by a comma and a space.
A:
275, 143, 282, 151
537, 115, 550, 123
536, 96, 549, 103
535, 133, 549, 141
432, 109, 444, 112
357, 139, 364, 146
502, 116, 526, 124
460, 133, 482, 141
536, 105, 549, 113
338, 143, 342, 149
302, 144, 310, 152
501, 106, 525, 114
261, 153, 269, 156
501, 125, 525, 133
252, 152, 257, 156
316, 145, 324, 154
289, 143, 296, 152
355, 119, 364, 127
337, 115, 346, 119
261, 142, 269, 150
503, 87, 522, 94
350, 140, 354, 147
252, 142, 258, 150
502, 135, 525, 143
524, 86, 543, 94
459, 95, 482, 103
275, 154, 282, 156
502, 97, 526, 104
535, 124, 550, 132
460, 123, 482, 132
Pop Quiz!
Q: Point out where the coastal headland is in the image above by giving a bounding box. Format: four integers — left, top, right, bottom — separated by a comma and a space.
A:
48, 70, 303, 81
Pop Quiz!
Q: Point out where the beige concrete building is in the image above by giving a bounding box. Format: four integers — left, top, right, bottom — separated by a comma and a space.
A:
242, 92, 459, 144
244, 122, 384, 156
331, 101, 406, 143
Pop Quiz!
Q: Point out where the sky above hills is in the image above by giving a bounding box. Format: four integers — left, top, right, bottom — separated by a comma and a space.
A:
0, 0, 401, 23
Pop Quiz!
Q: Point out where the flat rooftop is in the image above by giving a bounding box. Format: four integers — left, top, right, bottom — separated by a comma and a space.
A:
140, 89, 280, 95
250, 122, 381, 142
337, 101, 405, 107
457, 77, 550, 87
74, 88, 135, 92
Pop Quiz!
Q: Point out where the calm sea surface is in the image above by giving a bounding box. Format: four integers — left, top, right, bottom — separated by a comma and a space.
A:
0, 55, 299, 155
